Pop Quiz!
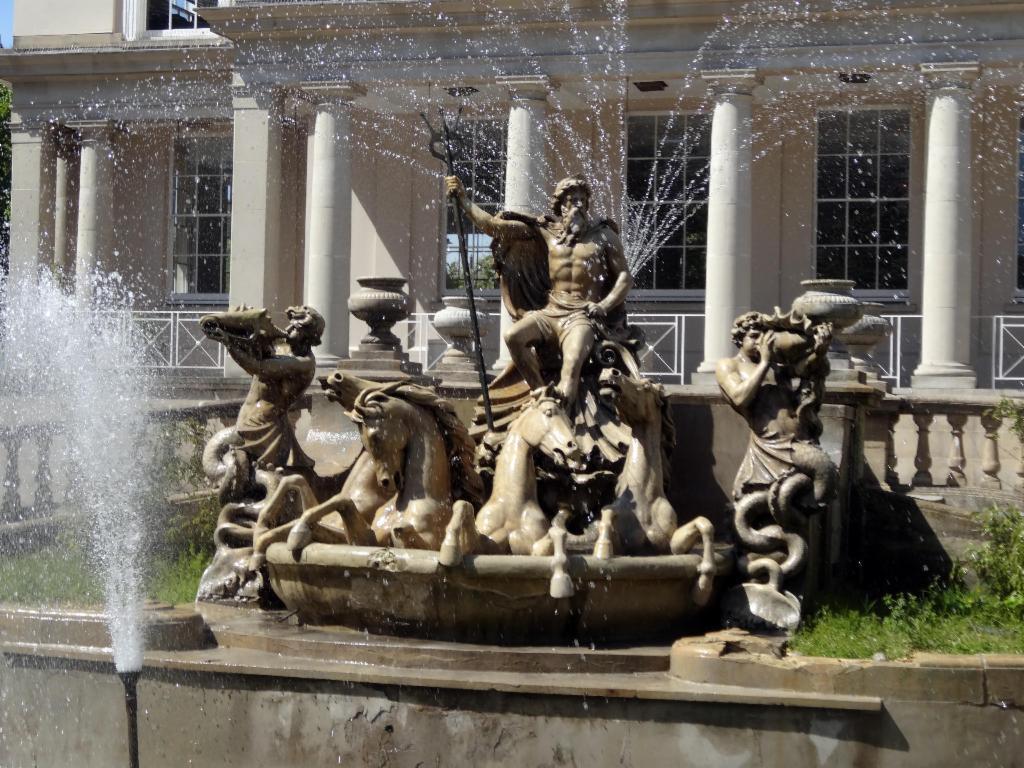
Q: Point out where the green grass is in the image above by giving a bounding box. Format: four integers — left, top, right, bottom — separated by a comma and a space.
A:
148, 549, 210, 605
0, 539, 210, 609
794, 506, 1024, 659
0, 541, 105, 607
791, 587, 1024, 659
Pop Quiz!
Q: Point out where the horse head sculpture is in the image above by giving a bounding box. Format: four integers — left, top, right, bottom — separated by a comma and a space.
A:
515, 386, 585, 471
349, 387, 411, 495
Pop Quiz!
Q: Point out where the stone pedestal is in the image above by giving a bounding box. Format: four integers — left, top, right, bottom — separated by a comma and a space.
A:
839, 312, 892, 392
335, 276, 424, 382
431, 296, 489, 391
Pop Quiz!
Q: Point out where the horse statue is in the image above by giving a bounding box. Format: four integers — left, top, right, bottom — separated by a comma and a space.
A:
248, 372, 484, 561
592, 367, 716, 605
439, 387, 584, 597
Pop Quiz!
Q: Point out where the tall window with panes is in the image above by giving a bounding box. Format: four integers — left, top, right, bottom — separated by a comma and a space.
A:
625, 113, 710, 291
444, 120, 506, 291
147, 0, 214, 31
815, 109, 910, 290
171, 137, 233, 298
1017, 115, 1024, 291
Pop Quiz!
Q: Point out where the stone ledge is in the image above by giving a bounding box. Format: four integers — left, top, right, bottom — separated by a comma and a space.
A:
670, 630, 1024, 708
0, 639, 881, 713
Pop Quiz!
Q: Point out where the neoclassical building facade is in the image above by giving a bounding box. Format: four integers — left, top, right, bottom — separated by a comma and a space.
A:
4, 0, 1024, 388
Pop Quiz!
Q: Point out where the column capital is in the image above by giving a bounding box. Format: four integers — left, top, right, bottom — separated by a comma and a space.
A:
496, 74, 552, 101
66, 120, 118, 143
231, 75, 287, 112
700, 68, 761, 96
297, 81, 366, 107
919, 61, 981, 90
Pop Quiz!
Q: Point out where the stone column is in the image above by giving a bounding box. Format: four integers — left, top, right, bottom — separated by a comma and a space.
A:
53, 130, 73, 275
228, 79, 284, 312
694, 69, 760, 385
912, 62, 980, 389
493, 75, 550, 371
226, 79, 286, 376
300, 84, 364, 367
8, 120, 56, 283
73, 122, 115, 298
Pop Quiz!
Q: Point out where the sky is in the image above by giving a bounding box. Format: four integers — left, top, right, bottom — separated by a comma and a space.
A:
0, 0, 12, 49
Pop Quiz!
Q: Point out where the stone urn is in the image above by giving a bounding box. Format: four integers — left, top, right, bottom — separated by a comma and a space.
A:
790, 279, 863, 331
791, 279, 864, 378
838, 309, 891, 385
348, 276, 410, 352
432, 296, 486, 366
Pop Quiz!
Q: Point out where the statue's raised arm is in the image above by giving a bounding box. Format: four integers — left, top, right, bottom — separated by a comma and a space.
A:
445, 176, 534, 241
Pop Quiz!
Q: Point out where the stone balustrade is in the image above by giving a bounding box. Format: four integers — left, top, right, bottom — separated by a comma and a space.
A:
0, 399, 264, 538
0, 423, 66, 524
864, 394, 1024, 496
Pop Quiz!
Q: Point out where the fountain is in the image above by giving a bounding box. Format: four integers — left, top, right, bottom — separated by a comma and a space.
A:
5, 1, 1024, 764
0, 273, 155, 767
190, 168, 840, 642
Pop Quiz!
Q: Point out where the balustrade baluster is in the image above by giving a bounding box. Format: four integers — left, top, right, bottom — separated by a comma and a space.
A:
32, 429, 54, 514
1016, 442, 1024, 493
2, 433, 24, 521
884, 412, 900, 488
945, 413, 968, 487
912, 413, 934, 487
979, 412, 1003, 489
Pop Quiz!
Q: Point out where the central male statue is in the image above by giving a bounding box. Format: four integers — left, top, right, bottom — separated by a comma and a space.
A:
446, 175, 633, 409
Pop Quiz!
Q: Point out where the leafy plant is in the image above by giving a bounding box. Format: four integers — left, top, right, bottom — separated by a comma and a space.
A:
967, 506, 1024, 605
445, 254, 499, 290
987, 396, 1024, 444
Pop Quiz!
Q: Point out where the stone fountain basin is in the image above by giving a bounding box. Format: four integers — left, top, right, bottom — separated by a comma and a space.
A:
266, 542, 734, 644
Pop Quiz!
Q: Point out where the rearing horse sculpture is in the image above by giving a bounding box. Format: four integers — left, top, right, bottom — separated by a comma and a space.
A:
440, 388, 583, 596
594, 367, 716, 605
250, 374, 483, 561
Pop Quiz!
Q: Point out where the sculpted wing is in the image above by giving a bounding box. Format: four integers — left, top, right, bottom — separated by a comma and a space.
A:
490, 211, 551, 319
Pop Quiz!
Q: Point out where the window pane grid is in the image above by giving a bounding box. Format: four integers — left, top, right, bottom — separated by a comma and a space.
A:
147, 0, 213, 32
815, 109, 909, 290
172, 137, 232, 295
445, 119, 506, 290
626, 114, 710, 290
1018, 115, 1024, 290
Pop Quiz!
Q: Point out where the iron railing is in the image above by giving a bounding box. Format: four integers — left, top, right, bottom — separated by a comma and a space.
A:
992, 315, 1024, 389
122, 308, 1024, 388
128, 310, 225, 370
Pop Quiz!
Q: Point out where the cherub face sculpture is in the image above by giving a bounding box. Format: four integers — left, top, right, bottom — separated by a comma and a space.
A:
284, 305, 325, 348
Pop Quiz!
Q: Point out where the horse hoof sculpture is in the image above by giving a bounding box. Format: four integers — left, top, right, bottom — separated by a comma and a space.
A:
191, 175, 837, 642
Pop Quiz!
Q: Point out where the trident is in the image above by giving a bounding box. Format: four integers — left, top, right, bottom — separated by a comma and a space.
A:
421, 107, 495, 431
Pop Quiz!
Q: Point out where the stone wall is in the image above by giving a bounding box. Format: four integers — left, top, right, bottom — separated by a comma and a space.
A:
1, 654, 1020, 768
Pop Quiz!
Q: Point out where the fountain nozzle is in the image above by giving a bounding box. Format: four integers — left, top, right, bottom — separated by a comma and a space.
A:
117, 669, 141, 768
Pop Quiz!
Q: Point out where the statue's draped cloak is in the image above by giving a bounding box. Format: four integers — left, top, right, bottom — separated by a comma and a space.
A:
237, 405, 315, 471
724, 310, 831, 499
